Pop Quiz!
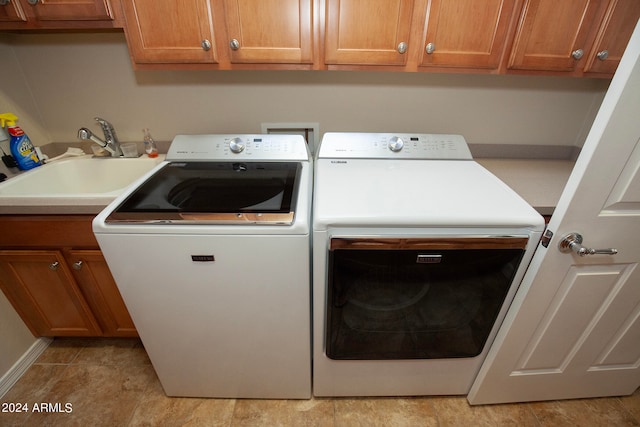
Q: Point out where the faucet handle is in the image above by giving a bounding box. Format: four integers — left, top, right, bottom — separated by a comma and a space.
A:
94, 117, 119, 144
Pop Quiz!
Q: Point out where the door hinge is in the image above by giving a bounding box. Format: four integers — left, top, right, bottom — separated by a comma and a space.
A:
540, 229, 553, 248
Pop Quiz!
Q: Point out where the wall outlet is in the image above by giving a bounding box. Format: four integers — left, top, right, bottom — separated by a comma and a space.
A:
261, 122, 320, 154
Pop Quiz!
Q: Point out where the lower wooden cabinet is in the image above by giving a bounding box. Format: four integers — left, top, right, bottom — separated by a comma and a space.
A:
0, 215, 137, 338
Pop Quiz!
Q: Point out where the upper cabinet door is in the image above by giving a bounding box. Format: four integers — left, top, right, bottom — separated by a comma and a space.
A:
121, 0, 218, 64
0, 0, 27, 22
420, 0, 519, 69
583, 0, 640, 75
27, 0, 113, 21
222, 0, 313, 64
325, 0, 415, 65
508, 0, 607, 72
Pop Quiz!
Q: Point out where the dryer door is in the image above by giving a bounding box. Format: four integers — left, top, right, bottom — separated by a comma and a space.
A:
326, 237, 527, 360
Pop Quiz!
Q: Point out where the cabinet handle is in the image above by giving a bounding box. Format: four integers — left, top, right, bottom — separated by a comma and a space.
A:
0, 0, 10, 7
571, 49, 584, 60
49, 261, 60, 271
596, 50, 609, 61
73, 261, 84, 270
425, 42, 435, 55
397, 42, 407, 54
229, 39, 240, 51
201, 39, 211, 51
27, 0, 39, 5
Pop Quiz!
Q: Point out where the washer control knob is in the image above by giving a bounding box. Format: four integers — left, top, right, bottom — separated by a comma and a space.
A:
388, 136, 404, 152
229, 137, 245, 153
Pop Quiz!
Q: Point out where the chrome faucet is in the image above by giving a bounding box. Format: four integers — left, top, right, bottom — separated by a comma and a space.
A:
77, 117, 122, 157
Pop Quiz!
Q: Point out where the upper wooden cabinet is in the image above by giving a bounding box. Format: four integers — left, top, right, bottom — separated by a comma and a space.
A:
419, 0, 519, 70
122, 0, 219, 64
27, 0, 113, 21
324, 0, 415, 66
121, 0, 314, 68
508, 0, 606, 72
583, 0, 640, 75
0, 0, 27, 22
222, 0, 313, 64
0, 0, 119, 28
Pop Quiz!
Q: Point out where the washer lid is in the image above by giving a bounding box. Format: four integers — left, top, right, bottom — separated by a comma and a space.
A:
106, 161, 301, 225
313, 158, 544, 230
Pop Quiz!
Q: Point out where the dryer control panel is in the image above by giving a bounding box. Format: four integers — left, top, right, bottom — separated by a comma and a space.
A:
318, 133, 473, 160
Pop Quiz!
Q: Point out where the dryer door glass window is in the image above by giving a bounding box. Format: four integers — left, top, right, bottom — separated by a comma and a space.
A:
326, 238, 526, 360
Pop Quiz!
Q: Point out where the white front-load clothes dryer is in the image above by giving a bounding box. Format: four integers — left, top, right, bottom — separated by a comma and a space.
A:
312, 132, 545, 397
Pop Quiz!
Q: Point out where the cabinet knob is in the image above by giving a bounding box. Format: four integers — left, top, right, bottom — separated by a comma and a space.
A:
73, 261, 84, 270
0, 0, 10, 7
425, 42, 435, 55
596, 50, 609, 61
229, 39, 240, 51
27, 0, 39, 5
201, 39, 212, 51
49, 261, 60, 271
397, 42, 407, 54
571, 49, 584, 60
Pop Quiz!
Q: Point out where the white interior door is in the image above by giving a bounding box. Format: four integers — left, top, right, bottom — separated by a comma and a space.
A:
468, 21, 640, 405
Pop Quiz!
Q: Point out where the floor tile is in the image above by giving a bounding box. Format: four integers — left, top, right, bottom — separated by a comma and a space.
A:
0, 364, 68, 427
233, 397, 335, 427
26, 363, 156, 427
529, 397, 640, 427
35, 338, 86, 364
619, 388, 640, 422
431, 396, 539, 427
72, 337, 150, 366
129, 377, 236, 427
334, 397, 437, 427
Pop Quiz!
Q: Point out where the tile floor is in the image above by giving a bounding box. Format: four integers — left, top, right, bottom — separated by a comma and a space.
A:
1, 338, 639, 426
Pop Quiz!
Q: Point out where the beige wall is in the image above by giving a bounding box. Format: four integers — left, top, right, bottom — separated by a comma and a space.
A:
2, 32, 609, 152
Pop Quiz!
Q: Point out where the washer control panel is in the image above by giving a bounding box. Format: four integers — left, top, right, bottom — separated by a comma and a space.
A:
318, 133, 473, 160
167, 134, 310, 161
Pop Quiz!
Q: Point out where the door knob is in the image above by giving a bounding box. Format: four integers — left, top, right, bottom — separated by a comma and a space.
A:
73, 261, 84, 270
558, 232, 617, 257
49, 261, 60, 271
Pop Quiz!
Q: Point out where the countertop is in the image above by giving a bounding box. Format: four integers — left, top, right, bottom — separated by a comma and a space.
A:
478, 158, 575, 216
0, 157, 574, 217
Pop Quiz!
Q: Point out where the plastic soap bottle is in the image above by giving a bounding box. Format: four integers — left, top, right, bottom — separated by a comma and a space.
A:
0, 113, 41, 171
142, 128, 159, 158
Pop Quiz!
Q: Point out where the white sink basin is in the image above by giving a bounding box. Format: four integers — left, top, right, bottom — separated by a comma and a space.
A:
0, 154, 164, 211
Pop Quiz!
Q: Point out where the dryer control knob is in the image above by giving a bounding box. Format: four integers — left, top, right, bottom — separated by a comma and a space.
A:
229, 137, 245, 153
388, 136, 404, 152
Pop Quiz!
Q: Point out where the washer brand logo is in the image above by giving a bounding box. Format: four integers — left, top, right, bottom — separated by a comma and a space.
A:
331, 160, 348, 164
191, 255, 215, 262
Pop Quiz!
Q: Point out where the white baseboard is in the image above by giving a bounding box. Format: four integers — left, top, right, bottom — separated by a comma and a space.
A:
0, 337, 52, 399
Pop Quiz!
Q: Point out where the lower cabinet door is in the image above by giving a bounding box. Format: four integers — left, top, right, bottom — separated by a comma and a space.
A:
0, 250, 101, 336
68, 250, 137, 337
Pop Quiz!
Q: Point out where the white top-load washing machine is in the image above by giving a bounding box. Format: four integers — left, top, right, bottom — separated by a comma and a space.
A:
312, 132, 545, 397
93, 134, 312, 399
